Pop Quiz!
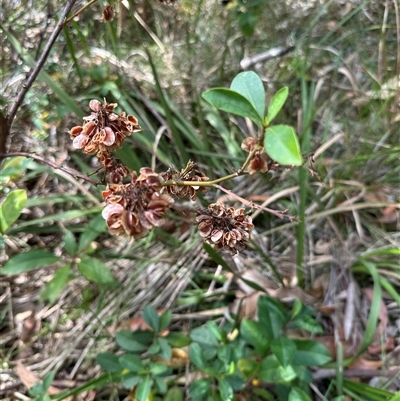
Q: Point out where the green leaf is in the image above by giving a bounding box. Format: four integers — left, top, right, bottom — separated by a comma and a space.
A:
118, 354, 144, 373
270, 337, 296, 368
121, 373, 141, 389
289, 387, 312, 401
290, 314, 323, 334
143, 305, 160, 333
291, 340, 331, 366
42, 371, 55, 392
1, 250, 60, 275
230, 71, 265, 121
153, 376, 167, 394
96, 352, 123, 372
77, 256, 115, 285
63, 231, 77, 256
257, 296, 288, 339
218, 378, 234, 401
158, 337, 172, 361
165, 387, 183, 401
166, 332, 191, 347
258, 354, 297, 383
189, 378, 211, 399
190, 326, 219, 348
240, 319, 270, 356
159, 309, 172, 331
78, 213, 107, 252
265, 125, 302, 166
115, 330, 148, 352
217, 345, 232, 366
135, 375, 152, 401
202, 88, 263, 127
266, 87, 289, 124
0, 189, 27, 233
206, 321, 225, 343
40, 264, 71, 304
189, 343, 207, 370
149, 362, 169, 376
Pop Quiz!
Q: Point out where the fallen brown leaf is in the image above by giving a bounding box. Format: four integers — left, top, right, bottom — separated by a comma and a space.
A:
16, 362, 73, 400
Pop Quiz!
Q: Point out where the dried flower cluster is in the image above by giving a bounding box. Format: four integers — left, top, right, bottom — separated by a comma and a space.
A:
69, 99, 254, 252
102, 168, 174, 238
70, 99, 141, 155
161, 160, 209, 200
241, 137, 269, 175
196, 203, 254, 254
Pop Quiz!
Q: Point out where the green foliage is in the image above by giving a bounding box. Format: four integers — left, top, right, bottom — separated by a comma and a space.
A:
0, 189, 27, 233
202, 72, 302, 166
95, 297, 331, 400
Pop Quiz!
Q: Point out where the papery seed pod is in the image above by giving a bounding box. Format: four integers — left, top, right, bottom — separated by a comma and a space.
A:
196, 203, 254, 254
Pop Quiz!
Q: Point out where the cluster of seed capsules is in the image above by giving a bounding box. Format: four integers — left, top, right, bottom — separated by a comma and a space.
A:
69, 99, 255, 253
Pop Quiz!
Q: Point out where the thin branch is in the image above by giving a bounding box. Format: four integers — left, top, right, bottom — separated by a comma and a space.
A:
64, 0, 98, 25
6, 0, 78, 127
214, 184, 298, 221
0, 152, 100, 185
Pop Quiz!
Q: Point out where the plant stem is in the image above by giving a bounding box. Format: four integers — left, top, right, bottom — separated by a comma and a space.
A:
6, 0, 78, 127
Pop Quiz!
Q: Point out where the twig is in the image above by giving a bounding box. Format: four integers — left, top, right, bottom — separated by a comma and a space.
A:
214, 184, 298, 221
6, 0, 78, 127
64, 0, 98, 25
0, 152, 100, 185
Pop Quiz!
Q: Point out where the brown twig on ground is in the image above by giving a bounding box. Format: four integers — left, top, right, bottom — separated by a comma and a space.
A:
0, 152, 100, 185
6, 0, 78, 128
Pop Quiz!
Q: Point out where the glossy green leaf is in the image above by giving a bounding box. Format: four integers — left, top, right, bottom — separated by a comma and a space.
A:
266, 87, 289, 124
96, 352, 123, 372
270, 337, 296, 368
189, 343, 207, 370
202, 88, 263, 126
188, 378, 211, 399
135, 375, 152, 401
115, 330, 148, 352
218, 378, 233, 401
258, 354, 297, 383
119, 354, 144, 373
143, 305, 160, 333
289, 387, 312, 401
240, 319, 270, 356
40, 264, 71, 304
0, 189, 27, 233
1, 250, 60, 275
231, 71, 265, 121
265, 125, 302, 166
63, 231, 77, 256
165, 387, 184, 401
77, 256, 115, 285
292, 340, 331, 366
257, 296, 288, 339
78, 213, 107, 252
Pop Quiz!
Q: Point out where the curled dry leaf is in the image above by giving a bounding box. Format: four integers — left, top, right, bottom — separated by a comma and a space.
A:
16, 362, 73, 401
348, 355, 382, 371
157, 348, 189, 367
